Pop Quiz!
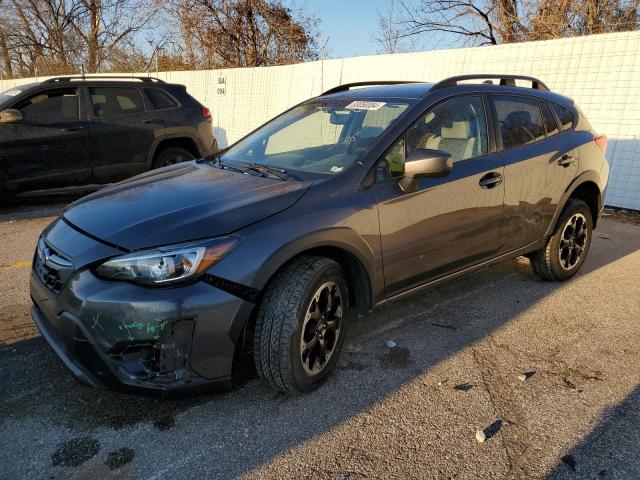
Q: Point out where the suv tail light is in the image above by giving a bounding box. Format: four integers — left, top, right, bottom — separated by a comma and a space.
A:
594, 134, 608, 154
201, 106, 212, 119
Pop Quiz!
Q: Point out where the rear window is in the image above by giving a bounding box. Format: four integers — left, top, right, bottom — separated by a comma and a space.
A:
146, 88, 178, 110
551, 103, 576, 130
90, 87, 145, 116
493, 96, 545, 150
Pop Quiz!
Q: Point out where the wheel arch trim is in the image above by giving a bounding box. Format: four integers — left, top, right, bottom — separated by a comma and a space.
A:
545, 170, 603, 239
252, 227, 377, 314
146, 134, 203, 167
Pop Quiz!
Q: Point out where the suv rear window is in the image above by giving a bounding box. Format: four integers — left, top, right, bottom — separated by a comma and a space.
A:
493, 96, 545, 150
146, 88, 178, 110
90, 87, 144, 117
551, 103, 576, 130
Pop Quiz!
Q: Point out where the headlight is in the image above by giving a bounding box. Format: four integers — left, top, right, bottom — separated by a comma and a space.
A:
95, 237, 239, 286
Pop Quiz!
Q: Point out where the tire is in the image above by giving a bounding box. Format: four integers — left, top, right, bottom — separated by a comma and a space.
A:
254, 256, 349, 393
152, 146, 195, 169
530, 199, 593, 281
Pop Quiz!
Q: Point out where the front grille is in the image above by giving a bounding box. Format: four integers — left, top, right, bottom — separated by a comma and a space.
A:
33, 238, 73, 294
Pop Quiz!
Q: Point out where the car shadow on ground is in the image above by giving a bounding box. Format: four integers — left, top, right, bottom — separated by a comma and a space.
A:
0, 219, 639, 478
547, 385, 640, 479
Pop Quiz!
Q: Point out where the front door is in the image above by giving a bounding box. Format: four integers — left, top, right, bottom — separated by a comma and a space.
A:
0, 87, 92, 194
372, 95, 505, 297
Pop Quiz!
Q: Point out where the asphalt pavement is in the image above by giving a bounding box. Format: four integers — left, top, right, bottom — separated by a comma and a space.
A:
1, 206, 639, 479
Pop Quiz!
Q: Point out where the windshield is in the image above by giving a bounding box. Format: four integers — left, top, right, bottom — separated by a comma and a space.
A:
220, 98, 411, 175
0, 87, 27, 105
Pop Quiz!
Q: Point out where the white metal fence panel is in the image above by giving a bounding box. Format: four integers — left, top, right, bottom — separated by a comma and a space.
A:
2, 31, 639, 209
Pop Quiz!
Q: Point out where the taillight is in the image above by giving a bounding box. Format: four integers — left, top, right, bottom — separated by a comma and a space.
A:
594, 134, 608, 154
201, 106, 212, 119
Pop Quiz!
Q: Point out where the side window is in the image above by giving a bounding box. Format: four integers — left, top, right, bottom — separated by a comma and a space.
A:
146, 88, 178, 110
541, 102, 559, 136
493, 96, 545, 150
408, 96, 488, 162
551, 103, 576, 130
89, 87, 145, 117
379, 96, 488, 180
16, 88, 79, 123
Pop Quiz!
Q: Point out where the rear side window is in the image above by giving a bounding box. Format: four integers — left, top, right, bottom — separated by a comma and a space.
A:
493, 96, 545, 150
89, 87, 144, 117
540, 102, 559, 136
16, 88, 79, 123
551, 103, 576, 130
146, 88, 178, 110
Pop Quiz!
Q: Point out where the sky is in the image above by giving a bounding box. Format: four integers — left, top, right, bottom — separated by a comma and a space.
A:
310, 0, 406, 59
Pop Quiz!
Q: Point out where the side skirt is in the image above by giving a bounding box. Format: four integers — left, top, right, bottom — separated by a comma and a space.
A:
376, 240, 543, 307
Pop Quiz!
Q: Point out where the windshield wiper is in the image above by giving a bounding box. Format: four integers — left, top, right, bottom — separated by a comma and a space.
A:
199, 154, 246, 174
236, 162, 289, 180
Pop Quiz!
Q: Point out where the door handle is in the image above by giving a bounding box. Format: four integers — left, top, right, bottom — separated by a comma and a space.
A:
558, 154, 575, 167
140, 118, 161, 124
479, 172, 503, 189
61, 126, 84, 132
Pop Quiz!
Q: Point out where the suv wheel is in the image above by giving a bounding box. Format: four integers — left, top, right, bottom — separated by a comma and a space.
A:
530, 199, 593, 281
254, 256, 349, 393
153, 146, 195, 169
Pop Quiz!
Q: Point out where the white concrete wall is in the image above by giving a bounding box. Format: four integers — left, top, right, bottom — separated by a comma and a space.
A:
2, 31, 639, 209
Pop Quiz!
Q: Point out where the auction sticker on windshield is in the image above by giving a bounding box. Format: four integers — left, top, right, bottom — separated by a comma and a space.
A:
345, 101, 386, 111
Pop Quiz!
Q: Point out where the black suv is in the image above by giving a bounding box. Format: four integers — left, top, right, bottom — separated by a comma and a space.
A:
0, 76, 217, 197
30, 75, 609, 395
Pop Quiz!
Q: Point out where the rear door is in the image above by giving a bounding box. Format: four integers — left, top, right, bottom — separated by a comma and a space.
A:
0, 87, 91, 194
87, 86, 163, 182
491, 95, 579, 252
372, 95, 505, 296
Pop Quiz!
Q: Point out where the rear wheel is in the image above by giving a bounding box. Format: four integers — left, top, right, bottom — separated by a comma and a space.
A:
253, 256, 348, 393
152, 146, 195, 169
530, 199, 593, 281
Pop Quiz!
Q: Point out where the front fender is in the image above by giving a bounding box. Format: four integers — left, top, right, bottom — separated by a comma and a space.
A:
208, 186, 384, 305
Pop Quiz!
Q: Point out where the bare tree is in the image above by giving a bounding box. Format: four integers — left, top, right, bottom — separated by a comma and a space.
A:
374, 0, 419, 54
386, 0, 639, 47
0, 0, 157, 78
170, 0, 319, 68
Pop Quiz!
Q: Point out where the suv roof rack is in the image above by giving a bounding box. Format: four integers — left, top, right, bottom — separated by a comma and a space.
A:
321, 81, 421, 96
431, 74, 549, 92
42, 75, 165, 84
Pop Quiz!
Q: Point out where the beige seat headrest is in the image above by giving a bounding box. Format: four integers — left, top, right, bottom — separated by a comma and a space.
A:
441, 121, 471, 139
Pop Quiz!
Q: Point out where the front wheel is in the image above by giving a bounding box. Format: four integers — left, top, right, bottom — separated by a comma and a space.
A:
253, 256, 349, 393
530, 199, 593, 281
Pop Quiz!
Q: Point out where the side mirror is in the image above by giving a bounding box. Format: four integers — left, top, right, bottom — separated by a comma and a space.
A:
400, 149, 452, 192
0, 109, 23, 124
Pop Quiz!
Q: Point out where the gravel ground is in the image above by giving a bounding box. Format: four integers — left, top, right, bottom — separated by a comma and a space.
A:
0, 206, 639, 480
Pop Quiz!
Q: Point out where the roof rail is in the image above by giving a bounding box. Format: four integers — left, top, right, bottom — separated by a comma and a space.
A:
431, 74, 549, 92
42, 75, 165, 84
321, 81, 421, 96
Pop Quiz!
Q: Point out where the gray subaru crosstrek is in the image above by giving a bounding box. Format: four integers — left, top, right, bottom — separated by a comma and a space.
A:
30, 75, 609, 395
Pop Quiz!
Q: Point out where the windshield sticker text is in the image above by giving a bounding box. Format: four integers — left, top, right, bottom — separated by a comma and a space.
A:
345, 101, 386, 111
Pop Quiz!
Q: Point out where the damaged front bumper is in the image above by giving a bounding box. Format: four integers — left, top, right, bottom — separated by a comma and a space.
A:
30, 220, 254, 395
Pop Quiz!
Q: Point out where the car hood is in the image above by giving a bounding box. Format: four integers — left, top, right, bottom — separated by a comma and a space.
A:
63, 161, 311, 250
